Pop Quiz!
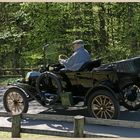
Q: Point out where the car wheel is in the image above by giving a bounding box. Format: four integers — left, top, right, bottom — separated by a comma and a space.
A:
3, 88, 29, 114
121, 83, 140, 110
87, 89, 120, 119
36, 72, 62, 104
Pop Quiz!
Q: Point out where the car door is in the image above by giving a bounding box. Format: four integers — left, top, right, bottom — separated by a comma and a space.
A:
75, 71, 93, 88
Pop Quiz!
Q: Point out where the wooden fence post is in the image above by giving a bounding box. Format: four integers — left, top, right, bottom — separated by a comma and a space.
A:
11, 113, 21, 138
73, 115, 85, 137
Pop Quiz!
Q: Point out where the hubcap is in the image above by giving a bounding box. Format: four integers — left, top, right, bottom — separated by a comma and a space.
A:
91, 95, 115, 119
6, 92, 24, 114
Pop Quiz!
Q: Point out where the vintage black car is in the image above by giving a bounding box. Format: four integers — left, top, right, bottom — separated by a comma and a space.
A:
3, 55, 140, 119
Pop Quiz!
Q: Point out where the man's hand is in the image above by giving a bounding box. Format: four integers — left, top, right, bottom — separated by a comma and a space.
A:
59, 54, 68, 60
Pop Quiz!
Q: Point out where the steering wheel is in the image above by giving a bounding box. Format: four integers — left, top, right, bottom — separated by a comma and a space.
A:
58, 54, 68, 60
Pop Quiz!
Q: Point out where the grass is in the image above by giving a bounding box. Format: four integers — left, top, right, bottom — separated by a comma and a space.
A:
0, 132, 60, 138
0, 132, 45, 138
0, 77, 21, 86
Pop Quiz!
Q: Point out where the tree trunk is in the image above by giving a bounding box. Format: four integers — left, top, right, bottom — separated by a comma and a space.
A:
98, 4, 108, 49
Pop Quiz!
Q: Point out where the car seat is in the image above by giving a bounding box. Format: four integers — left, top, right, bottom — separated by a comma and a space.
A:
79, 59, 101, 71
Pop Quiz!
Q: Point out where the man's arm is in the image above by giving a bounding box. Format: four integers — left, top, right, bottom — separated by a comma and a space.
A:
59, 52, 77, 69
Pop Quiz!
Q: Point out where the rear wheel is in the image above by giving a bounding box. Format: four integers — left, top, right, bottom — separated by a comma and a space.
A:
121, 83, 140, 110
87, 90, 120, 119
3, 88, 29, 114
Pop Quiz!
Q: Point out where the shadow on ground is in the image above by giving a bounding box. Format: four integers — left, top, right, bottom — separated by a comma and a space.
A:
6, 107, 140, 138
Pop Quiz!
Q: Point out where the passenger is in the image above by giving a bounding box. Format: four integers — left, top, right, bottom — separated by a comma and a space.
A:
59, 39, 91, 71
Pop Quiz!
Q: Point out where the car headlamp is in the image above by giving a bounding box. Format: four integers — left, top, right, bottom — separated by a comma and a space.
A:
25, 71, 41, 82
25, 72, 30, 82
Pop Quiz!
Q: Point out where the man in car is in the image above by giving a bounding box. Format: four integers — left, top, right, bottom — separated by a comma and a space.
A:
59, 39, 91, 71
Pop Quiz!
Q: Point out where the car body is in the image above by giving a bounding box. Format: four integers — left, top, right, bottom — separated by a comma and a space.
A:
3, 57, 140, 119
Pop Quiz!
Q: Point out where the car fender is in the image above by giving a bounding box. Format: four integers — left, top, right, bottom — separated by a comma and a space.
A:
5, 86, 29, 98
119, 77, 133, 89
85, 84, 119, 105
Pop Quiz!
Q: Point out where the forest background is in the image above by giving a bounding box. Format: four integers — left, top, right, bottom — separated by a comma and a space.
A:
0, 2, 140, 69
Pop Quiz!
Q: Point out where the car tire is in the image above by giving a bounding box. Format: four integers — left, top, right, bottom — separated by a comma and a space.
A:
36, 71, 62, 104
3, 88, 29, 114
121, 83, 140, 111
87, 89, 120, 119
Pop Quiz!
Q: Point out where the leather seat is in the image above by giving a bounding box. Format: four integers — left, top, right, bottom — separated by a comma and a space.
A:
78, 59, 101, 71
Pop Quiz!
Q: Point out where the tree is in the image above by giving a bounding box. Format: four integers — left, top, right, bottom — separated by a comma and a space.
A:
0, 3, 140, 68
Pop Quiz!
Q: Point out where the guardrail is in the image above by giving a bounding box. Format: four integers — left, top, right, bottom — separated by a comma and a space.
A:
0, 112, 140, 138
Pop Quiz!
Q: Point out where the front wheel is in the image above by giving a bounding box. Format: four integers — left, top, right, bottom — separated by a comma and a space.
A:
87, 90, 120, 119
3, 88, 29, 115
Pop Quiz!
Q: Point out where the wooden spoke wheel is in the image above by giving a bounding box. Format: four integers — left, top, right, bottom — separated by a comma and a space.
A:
88, 90, 120, 119
3, 88, 29, 115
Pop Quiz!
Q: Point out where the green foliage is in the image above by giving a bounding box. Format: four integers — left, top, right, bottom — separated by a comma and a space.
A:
0, 77, 20, 86
0, 3, 140, 68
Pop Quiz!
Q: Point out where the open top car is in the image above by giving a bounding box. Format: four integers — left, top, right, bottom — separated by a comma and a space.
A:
3, 47, 140, 119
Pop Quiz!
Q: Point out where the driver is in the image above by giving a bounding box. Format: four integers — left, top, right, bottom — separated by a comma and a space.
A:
59, 39, 91, 71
